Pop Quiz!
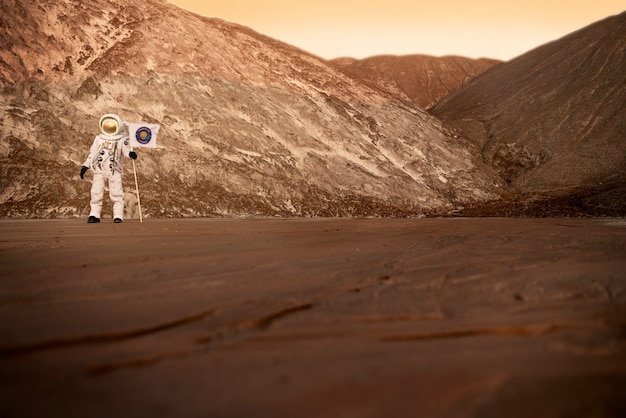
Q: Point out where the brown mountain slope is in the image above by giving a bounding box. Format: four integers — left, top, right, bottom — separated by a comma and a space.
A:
0, 0, 501, 218
331, 55, 501, 109
432, 11, 626, 213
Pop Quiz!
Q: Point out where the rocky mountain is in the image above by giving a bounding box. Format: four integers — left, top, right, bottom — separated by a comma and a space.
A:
432, 11, 626, 215
0, 0, 502, 219
331, 55, 501, 109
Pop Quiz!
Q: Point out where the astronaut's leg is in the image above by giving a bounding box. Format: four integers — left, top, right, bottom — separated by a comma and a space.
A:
109, 171, 125, 221
89, 172, 105, 220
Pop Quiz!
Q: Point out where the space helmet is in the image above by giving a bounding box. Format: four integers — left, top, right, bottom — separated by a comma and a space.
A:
99, 114, 124, 137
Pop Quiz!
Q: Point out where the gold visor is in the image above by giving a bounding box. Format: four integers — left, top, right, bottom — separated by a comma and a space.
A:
100, 117, 120, 136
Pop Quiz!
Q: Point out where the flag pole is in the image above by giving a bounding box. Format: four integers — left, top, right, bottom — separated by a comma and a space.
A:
132, 157, 143, 223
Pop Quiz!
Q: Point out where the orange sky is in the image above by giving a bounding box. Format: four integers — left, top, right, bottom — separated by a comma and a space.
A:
167, 1, 624, 60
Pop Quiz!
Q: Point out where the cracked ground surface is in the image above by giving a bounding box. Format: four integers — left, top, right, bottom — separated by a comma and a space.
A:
1, 218, 625, 417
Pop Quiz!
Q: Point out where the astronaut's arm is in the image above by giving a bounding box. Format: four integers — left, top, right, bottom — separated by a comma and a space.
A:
122, 134, 137, 160
126, 143, 137, 160
82, 138, 99, 167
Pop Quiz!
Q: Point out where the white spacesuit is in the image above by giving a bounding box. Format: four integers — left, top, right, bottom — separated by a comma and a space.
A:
80, 114, 137, 223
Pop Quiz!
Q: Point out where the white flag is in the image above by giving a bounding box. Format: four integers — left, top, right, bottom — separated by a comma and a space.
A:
128, 123, 160, 148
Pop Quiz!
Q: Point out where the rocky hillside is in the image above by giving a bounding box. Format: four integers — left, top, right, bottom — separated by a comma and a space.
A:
331, 55, 501, 109
0, 0, 502, 219
432, 11, 626, 215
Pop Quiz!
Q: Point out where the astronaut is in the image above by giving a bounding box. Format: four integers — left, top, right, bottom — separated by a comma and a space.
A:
80, 114, 137, 223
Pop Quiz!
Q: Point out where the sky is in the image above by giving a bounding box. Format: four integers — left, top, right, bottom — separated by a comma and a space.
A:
167, 1, 625, 60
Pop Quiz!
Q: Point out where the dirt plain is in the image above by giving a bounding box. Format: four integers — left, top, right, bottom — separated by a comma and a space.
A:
1, 217, 625, 417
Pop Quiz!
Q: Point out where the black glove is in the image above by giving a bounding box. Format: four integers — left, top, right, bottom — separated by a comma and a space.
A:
129, 151, 137, 160
80, 166, 88, 179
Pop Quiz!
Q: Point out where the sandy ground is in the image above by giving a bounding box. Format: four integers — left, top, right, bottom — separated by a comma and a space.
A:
1, 217, 625, 417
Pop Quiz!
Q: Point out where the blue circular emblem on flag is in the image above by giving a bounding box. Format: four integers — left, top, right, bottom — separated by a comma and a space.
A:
135, 127, 152, 145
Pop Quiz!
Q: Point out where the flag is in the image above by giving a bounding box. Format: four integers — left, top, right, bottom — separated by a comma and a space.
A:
128, 123, 160, 148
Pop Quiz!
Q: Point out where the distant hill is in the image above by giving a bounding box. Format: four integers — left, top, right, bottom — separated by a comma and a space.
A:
432, 11, 626, 215
330, 55, 501, 109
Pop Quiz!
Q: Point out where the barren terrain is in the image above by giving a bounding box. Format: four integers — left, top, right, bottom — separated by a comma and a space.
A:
1, 218, 625, 417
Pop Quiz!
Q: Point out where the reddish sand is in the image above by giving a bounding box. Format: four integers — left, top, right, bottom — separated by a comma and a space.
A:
1, 218, 625, 417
